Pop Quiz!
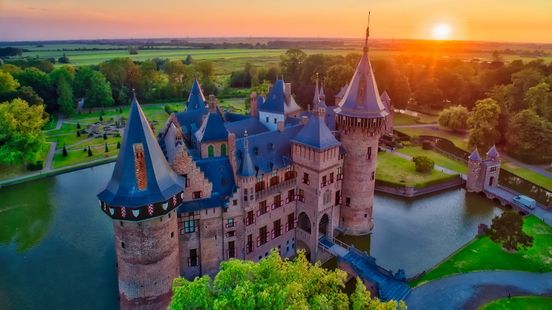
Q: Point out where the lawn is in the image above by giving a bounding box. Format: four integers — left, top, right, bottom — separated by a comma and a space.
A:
393, 113, 419, 126
52, 143, 118, 169
502, 162, 552, 192
480, 296, 552, 310
376, 151, 458, 188
398, 146, 468, 174
410, 215, 552, 287
219, 97, 248, 113
0, 143, 51, 180
396, 127, 469, 150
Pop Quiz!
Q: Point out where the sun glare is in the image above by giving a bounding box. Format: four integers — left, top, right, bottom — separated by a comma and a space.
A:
432, 23, 452, 40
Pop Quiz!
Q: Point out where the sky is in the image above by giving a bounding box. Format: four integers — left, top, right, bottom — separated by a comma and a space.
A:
1, 0, 551, 43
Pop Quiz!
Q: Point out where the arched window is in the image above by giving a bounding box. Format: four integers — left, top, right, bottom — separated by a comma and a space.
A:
208, 145, 214, 157
221, 144, 227, 156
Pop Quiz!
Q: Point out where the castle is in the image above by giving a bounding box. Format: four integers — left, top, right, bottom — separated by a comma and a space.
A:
97, 27, 393, 309
466, 146, 501, 193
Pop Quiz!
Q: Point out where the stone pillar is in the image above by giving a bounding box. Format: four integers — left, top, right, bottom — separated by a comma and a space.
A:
249, 92, 258, 118
208, 95, 217, 112
340, 127, 379, 235
284, 82, 292, 103
114, 211, 180, 310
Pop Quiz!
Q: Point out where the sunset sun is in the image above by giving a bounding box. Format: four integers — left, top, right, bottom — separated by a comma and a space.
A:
432, 23, 452, 40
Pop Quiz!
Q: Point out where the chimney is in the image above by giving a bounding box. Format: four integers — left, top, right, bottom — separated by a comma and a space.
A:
300, 116, 308, 125
250, 92, 258, 118
277, 121, 285, 132
268, 83, 273, 94
284, 82, 292, 104
317, 108, 326, 119
227, 132, 237, 176
208, 95, 217, 112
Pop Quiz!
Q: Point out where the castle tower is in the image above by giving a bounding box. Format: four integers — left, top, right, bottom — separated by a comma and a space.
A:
291, 108, 342, 261
466, 148, 483, 192
334, 21, 389, 235
482, 145, 501, 190
98, 92, 185, 310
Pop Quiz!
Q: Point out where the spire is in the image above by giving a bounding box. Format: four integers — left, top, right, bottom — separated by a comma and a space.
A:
313, 73, 321, 110
469, 148, 482, 161
363, 12, 371, 54
292, 108, 340, 150
98, 95, 184, 208
186, 79, 207, 111
239, 130, 256, 176
486, 145, 499, 161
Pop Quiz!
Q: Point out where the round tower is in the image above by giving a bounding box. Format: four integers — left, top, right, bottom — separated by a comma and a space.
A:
334, 21, 389, 235
98, 93, 185, 310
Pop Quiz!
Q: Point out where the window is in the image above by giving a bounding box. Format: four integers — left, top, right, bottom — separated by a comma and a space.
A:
285, 170, 296, 180
274, 118, 277, 124
255, 180, 266, 192
171, 232, 174, 238
273, 194, 282, 209
207, 145, 214, 158
287, 189, 295, 203
273, 219, 282, 238
189, 249, 198, 267
192, 191, 202, 199
246, 234, 253, 253
322, 175, 327, 187
330, 172, 334, 184
221, 144, 227, 156
227, 230, 235, 237
298, 189, 305, 202
287, 213, 295, 230
266, 116, 269, 123
226, 218, 234, 228
337, 167, 343, 180
121, 242, 125, 249
490, 167, 497, 172
246, 211, 255, 226
244, 188, 248, 202
303, 173, 310, 185
259, 200, 268, 215
259, 226, 268, 246
228, 241, 235, 258
270, 175, 279, 186
335, 190, 341, 205
371, 171, 375, 180
184, 219, 198, 233
233, 199, 238, 206
346, 197, 351, 207
366, 147, 372, 160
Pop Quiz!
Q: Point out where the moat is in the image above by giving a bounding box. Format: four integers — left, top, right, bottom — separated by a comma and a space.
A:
0, 163, 502, 310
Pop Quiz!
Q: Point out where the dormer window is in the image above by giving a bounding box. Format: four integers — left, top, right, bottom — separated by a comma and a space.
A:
133, 143, 147, 190
254, 147, 259, 156
268, 143, 274, 150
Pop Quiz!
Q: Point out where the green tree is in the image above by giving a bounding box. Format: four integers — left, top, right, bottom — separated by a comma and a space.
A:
57, 76, 75, 116
12, 67, 54, 107
0, 70, 20, 95
487, 211, 533, 252
184, 55, 193, 65
505, 109, 552, 163
468, 98, 501, 151
194, 61, 215, 80
75, 68, 114, 108
438, 105, 469, 132
523, 82, 551, 122
280, 49, 307, 84
170, 251, 403, 310
412, 155, 434, 173
325, 64, 354, 104
58, 53, 70, 64
0, 98, 47, 164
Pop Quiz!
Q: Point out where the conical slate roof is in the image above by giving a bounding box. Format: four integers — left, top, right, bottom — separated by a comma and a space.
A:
186, 79, 207, 111
334, 49, 388, 119
468, 148, 482, 161
259, 79, 301, 115
195, 107, 229, 143
239, 131, 256, 176
292, 111, 340, 150
98, 94, 184, 208
486, 145, 499, 160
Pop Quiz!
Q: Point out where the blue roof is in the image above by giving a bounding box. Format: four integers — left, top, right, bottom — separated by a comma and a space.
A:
239, 137, 256, 177
469, 148, 481, 161
175, 109, 206, 140
235, 125, 302, 175
259, 79, 301, 115
195, 107, 229, 143
486, 145, 499, 160
186, 79, 208, 112
334, 51, 388, 119
98, 95, 185, 208
292, 113, 340, 150
224, 112, 250, 122
224, 117, 269, 138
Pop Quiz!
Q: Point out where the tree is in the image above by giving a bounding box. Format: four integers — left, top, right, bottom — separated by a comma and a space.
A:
324, 64, 354, 104
194, 61, 215, 80
438, 105, 469, 132
117, 141, 121, 149
412, 155, 434, 173
62, 145, 68, 157
12, 67, 55, 108
523, 82, 551, 122
105, 143, 109, 153
0, 98, 47, 164
487, 211, 533, 252
505, 109, 552, 163
12, 86, 44, 106
280, 49, 307, 84
0, 70, 20, 95
77, 122, 81, 129
57, 76, 75, 116
87, 146, 92, 157
58, 53, 70, 64
82, 70, 114, 108
128, 46, 139, 55
468, 98, 501, 151
170, 250, 403, 310
184, 55, 193, 65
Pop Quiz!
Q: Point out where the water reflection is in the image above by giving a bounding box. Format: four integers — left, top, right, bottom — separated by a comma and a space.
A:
0, 179, 54, 252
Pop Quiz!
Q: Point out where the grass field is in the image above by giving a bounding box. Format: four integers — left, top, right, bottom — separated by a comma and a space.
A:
396, 127, 469, 150
410, 215, 552, 287
399, 146, 468, 174
376, 151, 458, 188
393, 113, 419, 126
480, 296, 552, 310
502, 162, 552, 192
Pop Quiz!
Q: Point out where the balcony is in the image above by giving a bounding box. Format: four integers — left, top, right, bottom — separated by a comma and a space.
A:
254, 177, 297, 201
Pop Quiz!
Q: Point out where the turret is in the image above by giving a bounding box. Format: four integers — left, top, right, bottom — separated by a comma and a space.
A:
486, 145, 500, 162
466, 148, 483, 192
97, 91, 184, 310
334, 19, 388, 235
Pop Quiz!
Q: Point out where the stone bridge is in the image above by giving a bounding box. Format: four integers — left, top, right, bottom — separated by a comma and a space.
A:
318, 236, 411, 302
483, 186, 552, 226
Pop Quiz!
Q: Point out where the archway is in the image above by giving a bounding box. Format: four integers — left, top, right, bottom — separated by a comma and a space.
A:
298, 212, 311, 234
208, 145, 214, 157
489, 176, 494, 187
220, 144, 227, 156
318, 214, 329, 236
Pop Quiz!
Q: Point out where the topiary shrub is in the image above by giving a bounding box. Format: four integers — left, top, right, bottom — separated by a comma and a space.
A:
412, 155, 434, 173
26, 161, 43, 171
